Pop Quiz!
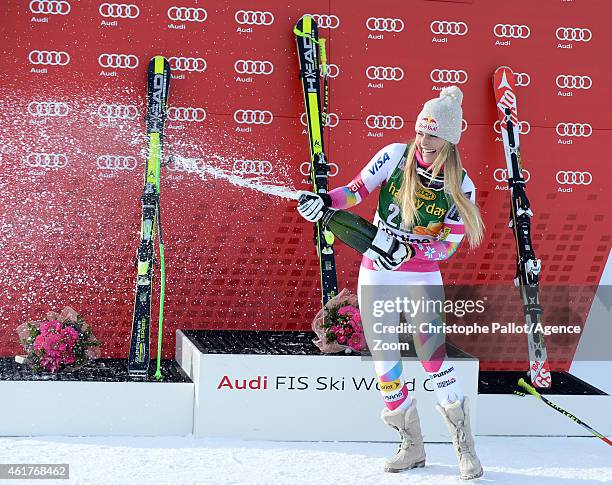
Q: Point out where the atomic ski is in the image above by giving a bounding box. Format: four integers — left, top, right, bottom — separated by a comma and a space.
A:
294, 14, 338, 306
493, 66, 552, 388
128, 56, 170, 378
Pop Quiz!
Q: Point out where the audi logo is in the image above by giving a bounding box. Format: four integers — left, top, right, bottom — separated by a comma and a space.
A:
28, 50, 70, 66
308, 14, 340, 29
96, 155, 138, 171
366, 66, 404, 81
430, 69, 468, 84
300, 112, 339, 128
234, 60, 274, 75
556, 75, 592, 90
461, 119, 468, 132
300, 161, 338, 177
168, 107, 206, 123
98, 53, 139, 69
430, 20, 468, 36
27, 101, 70, 117
366, 17, 404, 32
169, 57, 207, 72
99, 3, 140, 18
97, 103, 139, 120
25, 152, 68, 169
166, 157, 204, 173
167, 6, 207, 22
365, 115, 404, 130
555, 27, 592, 42
324, 63, 340, 79
232, 160, 273, 176
515, 72, 531, 87
555, 123, 592, 137
29, 0, 71, 15
494, 120, 530, 135
556, 171, 592, 185
234, 10, 274, 26
233, 110, 273, 125
494, 24, 531, 39
494, 168, 531, 183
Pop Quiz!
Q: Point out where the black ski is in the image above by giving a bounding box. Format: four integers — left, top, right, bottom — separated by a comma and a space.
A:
294, 14, 338, 306
128, 56, 170, 377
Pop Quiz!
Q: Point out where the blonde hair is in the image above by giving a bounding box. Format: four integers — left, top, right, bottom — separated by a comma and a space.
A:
395, 140, 484, 248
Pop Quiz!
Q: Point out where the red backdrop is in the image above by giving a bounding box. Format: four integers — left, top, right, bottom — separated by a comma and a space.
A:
0, 0, 610, 370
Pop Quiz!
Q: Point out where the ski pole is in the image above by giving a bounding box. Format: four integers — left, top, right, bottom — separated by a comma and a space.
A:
518, 378, 612, 446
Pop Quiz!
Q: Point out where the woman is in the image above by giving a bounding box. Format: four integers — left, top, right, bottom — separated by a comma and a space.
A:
297, 86, 485, 480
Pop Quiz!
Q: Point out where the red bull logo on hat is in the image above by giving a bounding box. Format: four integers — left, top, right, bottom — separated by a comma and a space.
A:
418, 115, 439, 132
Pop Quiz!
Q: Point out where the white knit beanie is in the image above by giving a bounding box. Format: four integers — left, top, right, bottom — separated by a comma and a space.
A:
414, 86, 463, 145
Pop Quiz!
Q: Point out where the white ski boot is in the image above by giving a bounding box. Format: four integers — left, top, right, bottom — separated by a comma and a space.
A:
436, 397, 483, 480
381, 399, 426, 473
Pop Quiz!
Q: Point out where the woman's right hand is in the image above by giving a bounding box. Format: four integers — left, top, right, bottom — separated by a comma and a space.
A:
297, 191, 328, 222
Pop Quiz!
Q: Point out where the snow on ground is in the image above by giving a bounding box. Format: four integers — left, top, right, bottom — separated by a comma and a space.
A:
2, 435, 610, 485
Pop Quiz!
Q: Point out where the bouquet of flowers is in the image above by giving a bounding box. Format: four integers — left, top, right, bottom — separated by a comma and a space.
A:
312, 288, 366, 354
16, 307, 101, 373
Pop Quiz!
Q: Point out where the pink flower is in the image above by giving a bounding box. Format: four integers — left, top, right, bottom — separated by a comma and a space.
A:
63, 352, 75, 365
348, 333, 366, 351
33, 335, 45, 351
337, 334, 346, 344
338, 306, 357, 318
40, 355, 62, 372
43, 333, 61, 349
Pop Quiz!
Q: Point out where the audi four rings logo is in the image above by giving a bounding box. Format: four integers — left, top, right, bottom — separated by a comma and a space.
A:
166, 158, 204, 172
300, 161, 338, 177
555, 123, 592, 137
28, 101, 70, 117
494, 168, 531, 183
555, 27, 592, 42
232, 160, 273, 176
29, 0, 71, 15
494, 24, 531, 38
494, 120, 531, 134
167, 6, 207, 22
309, 14, 340, 29
234, 10, 274, 26
99, 3, 140, 19
515, 72, 531, 86
233, 110, 273, 125
300, 112, 339, 128
168, 107, 206, 122
169, 57, 207, 72
366, 18, 404, 32
366, 66, 404, 81
461, 119, 468, 132
97, 103, 138, 120
234, 60, 274, 75
28, 50, 70, 66
430, 20, 468, 36
430, 69, 468, 84
556, 171, 592, 185
96, 155, 138, 171
365, 115, 404, 130
98, 53, 139, 69
25, 152, 68, 169
556, 75, 592, 89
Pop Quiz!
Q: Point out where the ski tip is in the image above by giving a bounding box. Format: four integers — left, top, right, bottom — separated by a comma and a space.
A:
494, 65, 513, 73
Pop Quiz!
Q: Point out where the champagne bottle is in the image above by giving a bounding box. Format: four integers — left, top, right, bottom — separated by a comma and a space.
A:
319, 208, 377, 255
